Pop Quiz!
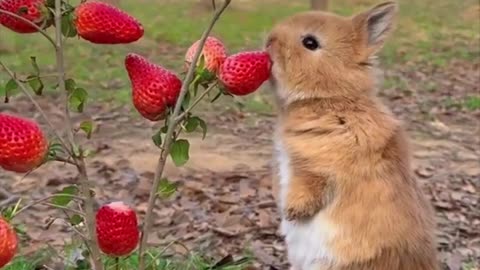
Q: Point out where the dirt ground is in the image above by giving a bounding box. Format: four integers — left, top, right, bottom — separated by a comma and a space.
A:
0, 58, 479, 269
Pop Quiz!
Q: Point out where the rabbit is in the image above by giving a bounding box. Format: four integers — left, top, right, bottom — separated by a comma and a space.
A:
265, 2, 439, 270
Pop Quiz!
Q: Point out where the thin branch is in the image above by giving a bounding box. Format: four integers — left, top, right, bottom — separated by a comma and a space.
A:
137, 1, 232, 269
53, 156, 76, 165
0, 61, 72, 155
53, 0, 103, 267
175, 82, 218, 123
43, 202, 86, 216
13, 193, 84, 217
0, 9, 57, 49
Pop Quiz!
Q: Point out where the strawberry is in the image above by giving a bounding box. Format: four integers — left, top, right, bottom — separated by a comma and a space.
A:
74, 1, 144, 44
185, 36, 227, 73
0, 113, 48, 173
0, 0, 49, 33
125, 53, 182, 121
219, 51, 272, 96
0, 217, 18, 268
96, 201, 139, 257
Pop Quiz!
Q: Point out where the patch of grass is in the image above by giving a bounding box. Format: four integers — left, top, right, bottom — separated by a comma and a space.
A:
464, 95, 480, 111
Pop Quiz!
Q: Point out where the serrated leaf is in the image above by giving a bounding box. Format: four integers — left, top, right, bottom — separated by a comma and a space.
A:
69, 214, 83, 226
69, 88, 88, 112
27, 75, 44, 95
51, 185, 78, 206
30, 56, 40, 75
156, 178, 177, 198
151, 130, 163, 148
61, 12, 77, 37
170, 139, 190, 166
79, 120, 94, 139
65, 78, 76, 92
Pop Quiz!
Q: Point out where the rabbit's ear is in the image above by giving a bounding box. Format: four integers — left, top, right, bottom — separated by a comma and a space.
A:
353, 1, 398, 54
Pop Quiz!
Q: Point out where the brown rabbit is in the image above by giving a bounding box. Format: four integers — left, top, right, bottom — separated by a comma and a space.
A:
266, 2, 439, 270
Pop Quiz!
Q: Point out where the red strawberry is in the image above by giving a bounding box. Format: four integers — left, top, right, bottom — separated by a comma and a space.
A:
96, 201, 139, 257
185, 36, 227, 73
0, 113, 48, 173
74, 1, 143, 44
219, 51, 272, 96
125, 53, 182, 121
0, 0, 49, 33
0, 217, 18, 268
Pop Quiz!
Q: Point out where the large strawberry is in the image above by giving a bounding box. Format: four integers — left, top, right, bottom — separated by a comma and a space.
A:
0, 0, 49, 33
185, 36, 227, 73
96, 201, 139, 257
219, 51, 271, 96
125, 53, 182, 121
0, 113, 48, 173
74, 1, 143, 44
0, 217, 18, 268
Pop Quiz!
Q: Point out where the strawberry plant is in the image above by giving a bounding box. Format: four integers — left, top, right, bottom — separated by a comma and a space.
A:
0, 0, 271, 268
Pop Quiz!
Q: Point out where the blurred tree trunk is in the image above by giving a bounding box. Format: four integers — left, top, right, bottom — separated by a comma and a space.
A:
311, 0, 329, 10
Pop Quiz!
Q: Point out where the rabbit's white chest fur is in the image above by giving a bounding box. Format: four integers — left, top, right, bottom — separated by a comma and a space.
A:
274, 135, 337, 269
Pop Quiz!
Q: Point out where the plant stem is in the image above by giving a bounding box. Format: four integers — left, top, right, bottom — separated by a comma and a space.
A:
0, 9, 57, 49
0, 61, 71, 155
137, 1, 231, 269
175, 82, 217, 123
13, 193, 84, 217
53, 0, 103, 268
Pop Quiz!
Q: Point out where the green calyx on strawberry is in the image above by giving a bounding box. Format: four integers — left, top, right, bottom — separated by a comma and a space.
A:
96, 201, 139, 257
0, 0, 52, 33
218, 51, 272, 96
0, 113, 48, 173
185, 36, 227, 74
74, 1, 144, 44
125, 53, 182, 121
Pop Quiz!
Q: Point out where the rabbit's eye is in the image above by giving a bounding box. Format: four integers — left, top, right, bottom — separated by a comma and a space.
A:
302, 35, 320, 50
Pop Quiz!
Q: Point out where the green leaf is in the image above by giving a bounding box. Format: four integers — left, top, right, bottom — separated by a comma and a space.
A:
170, 139, 190, 166
27, 75, 44, 95
61, 12, 77, 38
184, 117, 199, 133
182, 89, 191, 110
79, 120, 94, 139
65, 78, 76, 92
184, 116, 207, 139
30, 56, 40, 75
51, 185, 78, 206
156, 178, 177, 198
1, 79, 20, 103
69, 88, 88, 112
69, 214, 83, 226
197, 117, 207, 139
5, 79, 18, 92
151, 130, 163, 148
160, 125, 168, 134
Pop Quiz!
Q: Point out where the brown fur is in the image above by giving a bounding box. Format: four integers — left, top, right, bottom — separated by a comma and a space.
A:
267, 2, 439, 270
